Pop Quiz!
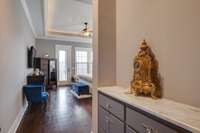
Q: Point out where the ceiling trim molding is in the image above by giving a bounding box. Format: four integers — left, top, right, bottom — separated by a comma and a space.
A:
43, 0, 48, 36
36, 35, 92, 44
48, 29, 92, 38
20, 0, 37, 37
75, 0, 92, 5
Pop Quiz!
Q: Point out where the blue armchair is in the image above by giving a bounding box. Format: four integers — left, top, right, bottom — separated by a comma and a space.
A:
23, 84, 49, 104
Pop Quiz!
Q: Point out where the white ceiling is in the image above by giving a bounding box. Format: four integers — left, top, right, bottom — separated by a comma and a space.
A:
23, 0, 93, 43
48, 0, 93, 33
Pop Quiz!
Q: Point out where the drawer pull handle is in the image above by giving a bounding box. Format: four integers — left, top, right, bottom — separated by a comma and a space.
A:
105, 116, 111, 132
105, 116, 113, 124
105, 116, 110, 122
106, 104, 112, 109
142, 123, 158, 133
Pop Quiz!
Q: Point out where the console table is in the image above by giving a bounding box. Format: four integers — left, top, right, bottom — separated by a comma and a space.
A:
98, 86, 200, 133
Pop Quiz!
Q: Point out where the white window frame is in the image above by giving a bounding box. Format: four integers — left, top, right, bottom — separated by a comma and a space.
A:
75, 47, 93, 78
55, 45, 72, 84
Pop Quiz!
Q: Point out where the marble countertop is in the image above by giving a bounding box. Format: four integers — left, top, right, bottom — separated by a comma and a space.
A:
98, 86, 200, 133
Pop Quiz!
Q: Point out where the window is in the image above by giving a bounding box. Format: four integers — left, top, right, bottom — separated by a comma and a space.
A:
75, 48, 93, 78
58, 50, 67, 81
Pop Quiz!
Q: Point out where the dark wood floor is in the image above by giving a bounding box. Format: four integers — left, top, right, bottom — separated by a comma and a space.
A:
17, 87, 92, 133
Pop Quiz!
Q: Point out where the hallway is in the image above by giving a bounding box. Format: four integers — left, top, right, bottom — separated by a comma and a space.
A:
17, 87, 92, 133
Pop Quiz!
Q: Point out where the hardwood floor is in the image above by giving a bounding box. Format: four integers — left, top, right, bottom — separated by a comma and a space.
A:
17, 87, 92, 133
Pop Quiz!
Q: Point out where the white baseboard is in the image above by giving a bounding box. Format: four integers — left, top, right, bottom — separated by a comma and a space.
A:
8, 103, 28, 133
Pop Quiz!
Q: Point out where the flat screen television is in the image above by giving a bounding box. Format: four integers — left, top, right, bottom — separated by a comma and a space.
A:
27, 46, 36, 68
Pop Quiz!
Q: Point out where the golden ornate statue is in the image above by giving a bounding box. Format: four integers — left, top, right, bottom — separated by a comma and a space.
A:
131, 40, 161, 99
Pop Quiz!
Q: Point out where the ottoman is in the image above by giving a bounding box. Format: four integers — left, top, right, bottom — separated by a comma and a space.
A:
72, 82, 89, 96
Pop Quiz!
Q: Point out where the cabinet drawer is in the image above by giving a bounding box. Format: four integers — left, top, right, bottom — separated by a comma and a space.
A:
99, 93, 124, 121
99, 106, 110, 131
126, 107, 177, 133
126, 126, 137, 133
99, 107, 124, 133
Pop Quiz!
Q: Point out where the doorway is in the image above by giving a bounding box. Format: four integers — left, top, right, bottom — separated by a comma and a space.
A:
55, 45, 72, 86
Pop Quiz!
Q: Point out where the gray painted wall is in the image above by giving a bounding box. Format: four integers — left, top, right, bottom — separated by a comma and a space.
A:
0, 0, 35, 132
35, 38, 92, 76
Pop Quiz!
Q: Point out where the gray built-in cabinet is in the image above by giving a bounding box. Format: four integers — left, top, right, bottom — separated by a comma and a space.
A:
98, 92, 192, 133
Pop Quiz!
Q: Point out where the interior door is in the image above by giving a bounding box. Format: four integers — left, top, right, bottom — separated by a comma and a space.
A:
55, 45, 72, 85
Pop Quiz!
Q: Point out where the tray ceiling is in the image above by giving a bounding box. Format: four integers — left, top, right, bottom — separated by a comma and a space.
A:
47, 0, 93, 34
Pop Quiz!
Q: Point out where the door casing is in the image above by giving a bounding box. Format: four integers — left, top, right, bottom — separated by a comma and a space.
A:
55, 45, 72, 85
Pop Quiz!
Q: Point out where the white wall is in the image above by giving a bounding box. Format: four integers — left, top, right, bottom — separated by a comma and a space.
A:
0, 0, 35, 132
98, 0, 116, 86
92, 0, 116, 132
116, 0, 200, 107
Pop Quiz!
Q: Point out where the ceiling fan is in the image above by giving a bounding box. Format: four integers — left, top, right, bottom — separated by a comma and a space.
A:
82, 22, 93, 37
48, 22, 93, 38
